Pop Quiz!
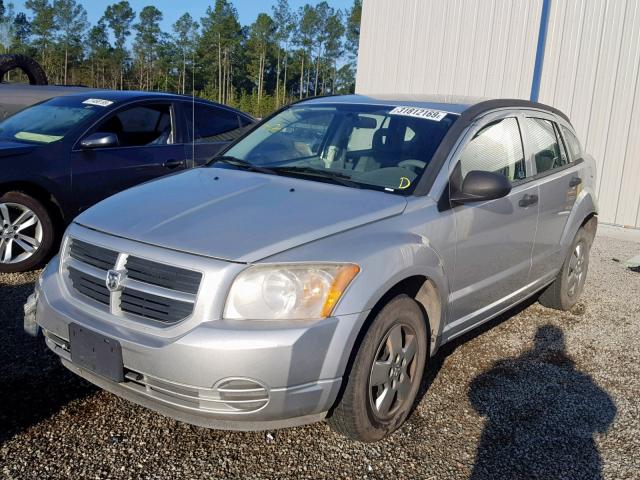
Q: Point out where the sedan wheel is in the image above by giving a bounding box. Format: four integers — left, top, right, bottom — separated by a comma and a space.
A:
0, 192, 55, 273
0, 202, 43, 264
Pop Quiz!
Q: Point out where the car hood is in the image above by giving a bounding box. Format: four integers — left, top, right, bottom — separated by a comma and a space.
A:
0, 140, 37, 158
75, 168, 408, 263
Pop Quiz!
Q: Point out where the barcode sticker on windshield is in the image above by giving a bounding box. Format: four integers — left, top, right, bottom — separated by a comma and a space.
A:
389, 106, 448, 122
82, 98, 114, 107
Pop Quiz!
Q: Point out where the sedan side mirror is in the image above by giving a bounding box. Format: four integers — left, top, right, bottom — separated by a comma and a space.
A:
80, 132, 119, 149
450, 170, 512, 204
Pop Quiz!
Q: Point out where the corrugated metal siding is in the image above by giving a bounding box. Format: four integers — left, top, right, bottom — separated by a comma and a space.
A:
356, 0, 542, 99
538, 0, 640, 227
357, 0, 640, 227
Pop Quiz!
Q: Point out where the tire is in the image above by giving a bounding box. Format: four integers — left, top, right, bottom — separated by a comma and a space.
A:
538, 226, 592, 311
0, 54, 48, 85
0, 192, 55, 273
328, 295, 428, 442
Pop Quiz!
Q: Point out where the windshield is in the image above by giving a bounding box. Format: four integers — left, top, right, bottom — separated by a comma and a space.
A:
0, 96, 104, 144
218, 104, 458, 193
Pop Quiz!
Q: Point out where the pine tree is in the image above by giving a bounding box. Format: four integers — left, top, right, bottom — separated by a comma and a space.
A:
173, 13, 198, 94
53, 0, 88, 84
103, 1, 135, 89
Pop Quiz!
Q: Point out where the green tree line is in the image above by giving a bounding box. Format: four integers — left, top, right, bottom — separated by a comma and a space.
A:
0, 0, 362, 117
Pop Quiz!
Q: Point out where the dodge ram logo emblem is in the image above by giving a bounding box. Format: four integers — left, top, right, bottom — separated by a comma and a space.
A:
106, 270, 124, 292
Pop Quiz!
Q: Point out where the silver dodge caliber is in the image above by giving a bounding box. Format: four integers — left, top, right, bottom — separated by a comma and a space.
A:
25, 95, 598, 442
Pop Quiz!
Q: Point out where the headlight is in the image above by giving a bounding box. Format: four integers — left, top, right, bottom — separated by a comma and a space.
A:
224, 264, 360, 320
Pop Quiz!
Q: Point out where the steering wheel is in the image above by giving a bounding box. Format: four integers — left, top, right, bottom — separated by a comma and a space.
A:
398, 159, 427, 173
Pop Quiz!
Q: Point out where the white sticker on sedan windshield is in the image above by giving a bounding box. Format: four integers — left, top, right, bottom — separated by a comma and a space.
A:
389, 106, 447, 122
82, 98, 114, 107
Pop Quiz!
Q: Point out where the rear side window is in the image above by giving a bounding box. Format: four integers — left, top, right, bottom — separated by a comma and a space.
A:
561, 126, 582, 160
526, 118, 569, 174
185, 103, 243, 143
458, 117, 526, 182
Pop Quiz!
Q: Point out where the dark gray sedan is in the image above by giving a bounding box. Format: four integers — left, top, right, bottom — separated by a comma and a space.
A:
0, 89, 255, 272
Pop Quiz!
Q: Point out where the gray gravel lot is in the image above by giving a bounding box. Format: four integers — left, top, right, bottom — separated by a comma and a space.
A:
1, 233, 639, 479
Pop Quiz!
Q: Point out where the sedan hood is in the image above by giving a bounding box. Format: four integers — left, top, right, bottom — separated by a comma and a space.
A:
0, 140, 37, 158
76, 168, 407, 262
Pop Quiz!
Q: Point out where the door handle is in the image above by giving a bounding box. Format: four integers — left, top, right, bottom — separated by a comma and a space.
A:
519, 194, 539, 207
569, 176, 582, 187
163, 159, 185, 169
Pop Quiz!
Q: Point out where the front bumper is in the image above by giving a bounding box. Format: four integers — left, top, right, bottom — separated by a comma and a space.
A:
33, 256, 369, 431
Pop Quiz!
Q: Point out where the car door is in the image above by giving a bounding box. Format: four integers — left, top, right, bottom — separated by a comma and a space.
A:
523, 115, 582, 282
70, 100, 187, 214
445, 113, 539, 337
181, 101, 250, 166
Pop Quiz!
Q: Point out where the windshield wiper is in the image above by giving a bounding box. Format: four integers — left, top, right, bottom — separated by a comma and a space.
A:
271, 166, 362, 189
208, 155, 278, 175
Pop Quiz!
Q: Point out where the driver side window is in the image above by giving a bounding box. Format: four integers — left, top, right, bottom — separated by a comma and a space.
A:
92, 103, 173, 148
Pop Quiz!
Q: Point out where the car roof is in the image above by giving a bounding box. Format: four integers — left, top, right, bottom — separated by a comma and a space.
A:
59, 89, 203, 103
297, 93, 570, 123
0, 84, 253, 116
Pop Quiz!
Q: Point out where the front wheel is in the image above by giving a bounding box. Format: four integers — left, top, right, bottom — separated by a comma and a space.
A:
328, 295, 428, 442
0, 192, 55, 273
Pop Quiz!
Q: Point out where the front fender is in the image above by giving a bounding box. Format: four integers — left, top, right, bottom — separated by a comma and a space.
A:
263, 227, 450, 354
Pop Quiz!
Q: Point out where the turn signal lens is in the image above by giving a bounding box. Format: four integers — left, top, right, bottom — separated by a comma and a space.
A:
321, 264, 360, 318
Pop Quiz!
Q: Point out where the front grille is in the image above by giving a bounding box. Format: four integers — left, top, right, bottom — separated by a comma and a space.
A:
68, 266, 110, 305
125, 256, 201, 294
121, 288, 193, 324
64, 237, 201, 325
69, 239, 118, 271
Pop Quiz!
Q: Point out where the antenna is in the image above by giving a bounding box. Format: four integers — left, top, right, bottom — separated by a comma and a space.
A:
191, 49, 195, 168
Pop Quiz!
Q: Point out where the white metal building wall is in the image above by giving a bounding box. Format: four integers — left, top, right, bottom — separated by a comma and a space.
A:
356, 0, 640, 228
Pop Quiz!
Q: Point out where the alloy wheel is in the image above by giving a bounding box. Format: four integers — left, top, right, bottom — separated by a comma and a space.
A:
368, 323, 419, 419
0, 202, 43, 264
566, 242, 586, 297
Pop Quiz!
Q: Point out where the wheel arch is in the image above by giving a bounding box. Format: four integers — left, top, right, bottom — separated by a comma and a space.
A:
0, 181, 66, 235
327, 272, 445, 419
560, 190, 598, 250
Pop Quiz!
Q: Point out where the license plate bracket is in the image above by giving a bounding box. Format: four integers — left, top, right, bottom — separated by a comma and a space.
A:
69, 323, 124, 382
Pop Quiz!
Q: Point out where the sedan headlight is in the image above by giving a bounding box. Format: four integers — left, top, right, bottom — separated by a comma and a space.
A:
224, 264, 360, 320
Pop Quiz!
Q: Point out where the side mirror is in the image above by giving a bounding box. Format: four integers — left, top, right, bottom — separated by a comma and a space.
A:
80, 132, 118, 149
450, 170, 512, 204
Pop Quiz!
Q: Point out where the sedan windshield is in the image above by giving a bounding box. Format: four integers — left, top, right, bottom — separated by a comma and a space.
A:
0, 96, 104, 144
218, 104, 458, 193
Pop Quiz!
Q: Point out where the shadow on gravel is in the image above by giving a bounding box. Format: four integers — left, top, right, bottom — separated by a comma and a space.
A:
413, 296, 540, 414
468, 325, 616, 480
0, 277, 95, 444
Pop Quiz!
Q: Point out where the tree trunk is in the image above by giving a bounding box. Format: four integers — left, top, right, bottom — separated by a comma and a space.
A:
305, 48, 312, 98
275, 47, 281, 108
182, 50, 187, 95
283, 49, 288, 103
299, 52, 304, 100
218, 35, 223, 103
64, 47, 68, 85
314, 45, 321, 96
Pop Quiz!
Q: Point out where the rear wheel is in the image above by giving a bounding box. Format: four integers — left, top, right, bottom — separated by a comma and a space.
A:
0, 192, 54, 273
328, 295, 428, 442
539, 226, 592, 311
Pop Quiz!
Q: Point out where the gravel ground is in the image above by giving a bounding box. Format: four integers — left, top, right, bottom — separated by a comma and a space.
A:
1, 233, 639, 479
